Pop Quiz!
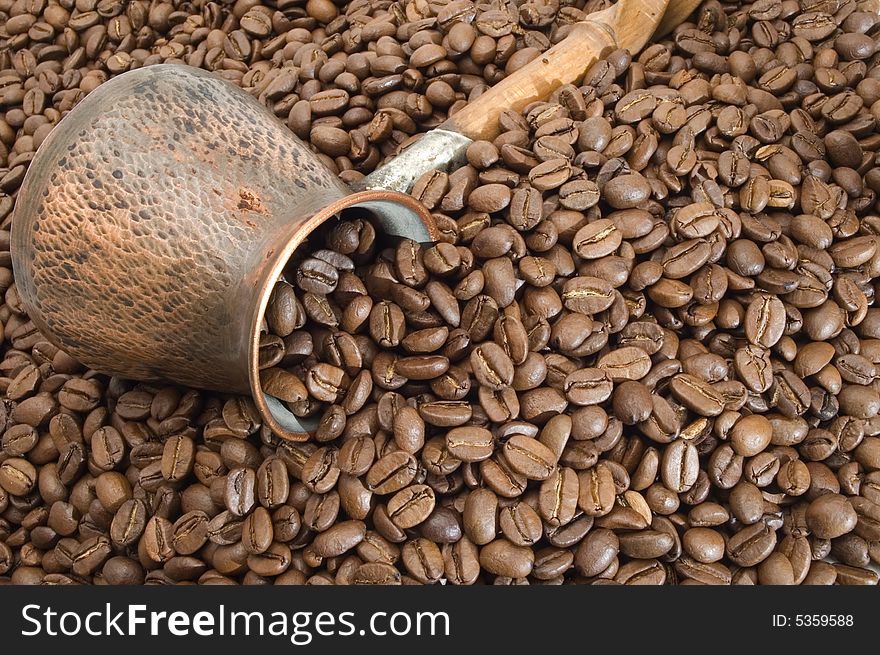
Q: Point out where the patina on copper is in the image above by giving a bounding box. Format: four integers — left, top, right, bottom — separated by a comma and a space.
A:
11, 64, 437, 441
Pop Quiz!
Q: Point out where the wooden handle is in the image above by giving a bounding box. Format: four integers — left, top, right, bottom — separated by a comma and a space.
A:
439, 21, 617, 143
437, 0, 686, 143
653, 0, 704, 39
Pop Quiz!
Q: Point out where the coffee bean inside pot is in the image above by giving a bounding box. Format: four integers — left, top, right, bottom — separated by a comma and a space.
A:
4, 0, 880, 588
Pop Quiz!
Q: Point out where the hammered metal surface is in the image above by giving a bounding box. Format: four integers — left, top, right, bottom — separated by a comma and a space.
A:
12, 64, 353, 392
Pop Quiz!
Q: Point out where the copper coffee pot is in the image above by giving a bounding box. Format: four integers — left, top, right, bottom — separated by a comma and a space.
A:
11, 0, 699, 440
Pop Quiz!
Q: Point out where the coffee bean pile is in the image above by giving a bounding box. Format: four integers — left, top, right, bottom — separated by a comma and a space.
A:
4, 0, 880, 585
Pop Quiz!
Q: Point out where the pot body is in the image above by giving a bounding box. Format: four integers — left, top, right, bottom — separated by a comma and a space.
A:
11, 64, 433, 415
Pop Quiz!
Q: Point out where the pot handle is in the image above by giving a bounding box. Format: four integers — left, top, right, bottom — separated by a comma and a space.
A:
437, 20, 619, 143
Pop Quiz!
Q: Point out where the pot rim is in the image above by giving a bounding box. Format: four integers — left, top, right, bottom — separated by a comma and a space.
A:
247, 188, 437, 442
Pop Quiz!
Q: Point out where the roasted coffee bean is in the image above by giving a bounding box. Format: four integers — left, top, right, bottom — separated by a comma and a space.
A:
386, 485, 435, 529
563, 369, 613, 406
160, 435, 195, 483
470, 342, 514, 390
503, 435, 556, 480
745, 295, 786, 348
419, 401, 473, 427
481, 456, 527, 498
574, 528, 619, 577
443, 537, 481, 585
370, 301, 406, 348
142, 516, 175, 564
463, 487, 499, 546
419, 507, 462, 545
296, 258, 339, 295
305, 364, 347, 404
225, 468, 257, 517
612, 381, 653, 425
109, 499, 147, 548
729, 481, 765, 525
172, 511, 209, 556
730, 415, 773, 457
578, 465, 616, 517
498, 501, 542, 546
301, 447, 340, 493
670, 374, 725, 417
402, 537, 444, 583
260, 368, 307, 403
559, 180, 600, 211
0, 458, 37, 496
597, 347, 652, 382
479, 538, 534, 578
446, 427, 494, 462
661, 440, 699, 493
727, 521, 777, 567
395, 355, 450, 380
256, 457, 289, 509
618, 530, 674, 559
682, 527, 725, 564
538, 467, 579, 528
574, 219, 622, 260
313, 520, 366, 558
806, 493, 858, 539
469, 184, 512, 213
562, 277, 615, 315
529, 159, 572, 192
366, 451, 418, 495
603, 174, 652, 209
